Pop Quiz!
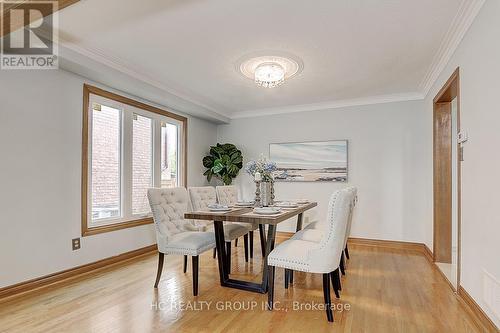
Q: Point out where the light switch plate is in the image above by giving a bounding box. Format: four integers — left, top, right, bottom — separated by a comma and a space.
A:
458, 131, 468, 144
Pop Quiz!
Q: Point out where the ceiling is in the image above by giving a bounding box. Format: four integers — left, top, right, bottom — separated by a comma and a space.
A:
56, 0, 479, 121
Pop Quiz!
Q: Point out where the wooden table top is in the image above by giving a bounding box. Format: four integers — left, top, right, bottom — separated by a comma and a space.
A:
185, 202, 317, 225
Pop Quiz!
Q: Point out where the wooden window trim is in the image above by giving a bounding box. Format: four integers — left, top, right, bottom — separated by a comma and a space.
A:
81, 84, 188, 237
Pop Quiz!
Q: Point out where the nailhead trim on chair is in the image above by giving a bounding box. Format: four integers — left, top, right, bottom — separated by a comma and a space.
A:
164, 242, 215, 256
268, 188, 354, 274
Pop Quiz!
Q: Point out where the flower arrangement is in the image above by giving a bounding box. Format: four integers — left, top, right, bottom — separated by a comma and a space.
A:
245, 155, 277, 182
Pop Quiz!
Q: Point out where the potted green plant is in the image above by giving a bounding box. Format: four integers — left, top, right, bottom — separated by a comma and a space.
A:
202, 143, 243, 185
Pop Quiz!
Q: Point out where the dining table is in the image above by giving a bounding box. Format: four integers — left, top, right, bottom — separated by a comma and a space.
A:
184, 202, 317, 294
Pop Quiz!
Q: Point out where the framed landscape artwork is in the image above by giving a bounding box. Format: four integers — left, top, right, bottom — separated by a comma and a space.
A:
269, 140, 348, 182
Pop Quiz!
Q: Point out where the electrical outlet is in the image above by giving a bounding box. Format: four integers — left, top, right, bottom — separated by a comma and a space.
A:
72, 238, 81, 251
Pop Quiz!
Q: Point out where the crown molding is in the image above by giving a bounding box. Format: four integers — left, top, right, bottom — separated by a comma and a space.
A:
56, 34, 232, 121
230, 92, 424, 119
419, 0, 485, 97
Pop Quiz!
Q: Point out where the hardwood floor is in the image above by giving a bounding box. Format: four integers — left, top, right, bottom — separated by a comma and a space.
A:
0, 238, 484, 333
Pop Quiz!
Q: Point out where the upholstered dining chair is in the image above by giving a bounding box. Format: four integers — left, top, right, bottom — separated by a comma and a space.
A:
289, 187, 357, 289
215, 185, 264, 258
342, 188, 357, 261
147, 187, 216, 296
293, 187, 358, 277
188, 186, 250, 273
267, 188, 353, 322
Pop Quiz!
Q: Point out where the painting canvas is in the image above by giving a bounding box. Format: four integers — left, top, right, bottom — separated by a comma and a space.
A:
269, 140, 348, 182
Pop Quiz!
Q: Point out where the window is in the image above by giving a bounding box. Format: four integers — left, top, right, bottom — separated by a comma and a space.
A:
91, 104, 121, 220
132, 114, 153, 215
161, 123, 178, 188
82, 85, 187, 236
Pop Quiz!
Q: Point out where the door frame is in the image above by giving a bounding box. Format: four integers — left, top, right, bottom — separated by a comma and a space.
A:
433, 67, 461, 290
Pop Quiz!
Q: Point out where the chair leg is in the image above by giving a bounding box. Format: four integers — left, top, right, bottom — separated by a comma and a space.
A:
284, 269, 289, 289
323, 273, 334, 322
337, 269, 342, 291
243, 234, 249, 262
259, 224, 266, 256
340, 254, 346, 276
345, 244, 350, 260
154, 252, 164, 288
330, 269, 341, 298
183, 255, 187, 273
226, 241, 231, 274
267, 266, 275, 310
249, 231, 254, 258
235, 238, 238, 247
192, 255, 199, 296
213, 248, 216, 258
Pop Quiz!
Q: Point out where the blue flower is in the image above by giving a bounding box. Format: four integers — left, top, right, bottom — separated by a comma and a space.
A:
245, 157, 277, 178
245, 161, 257, 175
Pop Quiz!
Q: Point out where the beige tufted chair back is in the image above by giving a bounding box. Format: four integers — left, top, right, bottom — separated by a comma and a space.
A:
306, 188, 354, 273
188, 186, 217, 210
216, 185, 239, 205
148, 187, 198, 251
343, 187, 358, 249
187, 186, 218, 230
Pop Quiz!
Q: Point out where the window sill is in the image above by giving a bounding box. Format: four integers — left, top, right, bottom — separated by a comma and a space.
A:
82, 217, 153, 237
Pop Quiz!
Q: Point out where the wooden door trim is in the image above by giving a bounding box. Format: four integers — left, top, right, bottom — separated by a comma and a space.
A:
433, 67, 461, 289
433, 102, 453, 263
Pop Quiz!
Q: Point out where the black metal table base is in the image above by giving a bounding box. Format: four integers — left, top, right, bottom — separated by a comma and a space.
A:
214, 220, 277, 294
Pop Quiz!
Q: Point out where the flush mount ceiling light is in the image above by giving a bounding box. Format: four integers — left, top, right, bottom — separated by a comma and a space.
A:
254, 62, 285, 88
237, 52, 303, 88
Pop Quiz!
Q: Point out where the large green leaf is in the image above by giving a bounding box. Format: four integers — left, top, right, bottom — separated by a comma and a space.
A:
221, 154, 231, 165
231, 156, 242, 164
221, 143, 234, 150
212, 159, 224, 173
222, 174, 232, 185
209, 146, 224, 158
202, 155, 214, 168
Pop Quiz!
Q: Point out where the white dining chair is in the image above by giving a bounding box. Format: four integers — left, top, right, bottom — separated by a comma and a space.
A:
216, 185, 264, 258
290, 187, 357, 287
342, 188, 357, 261
147, 187, 216, 296
188, 186, 250, 273
267, 188, 354, 322
293, 187, 357, 277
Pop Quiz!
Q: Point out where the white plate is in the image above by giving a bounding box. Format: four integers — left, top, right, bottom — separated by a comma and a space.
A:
235, 201, 254, 206
294, 199, 309, 204
209, 207, 231, 212
253, 207, 282, 215
274, 202, 298, 208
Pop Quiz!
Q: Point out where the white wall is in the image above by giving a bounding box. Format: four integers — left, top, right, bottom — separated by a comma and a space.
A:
217, 100, 429, 242
0, 69, 217, 288
423, 0, 500, 325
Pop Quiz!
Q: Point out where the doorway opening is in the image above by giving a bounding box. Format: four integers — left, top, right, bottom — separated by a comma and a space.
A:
433, 68, 460, 290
